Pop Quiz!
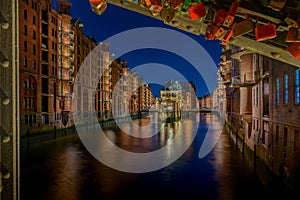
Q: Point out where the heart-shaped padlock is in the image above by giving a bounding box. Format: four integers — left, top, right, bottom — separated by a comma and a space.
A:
160, 0, 175, 24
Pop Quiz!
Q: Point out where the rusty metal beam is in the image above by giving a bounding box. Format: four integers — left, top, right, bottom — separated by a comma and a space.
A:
0, 0, 20, 199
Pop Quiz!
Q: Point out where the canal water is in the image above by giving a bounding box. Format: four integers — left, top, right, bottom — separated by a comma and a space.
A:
21, 114, 293, 200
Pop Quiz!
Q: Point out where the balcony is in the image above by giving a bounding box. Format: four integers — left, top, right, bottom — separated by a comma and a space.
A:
220, 49, 231, 57
231, 72, 255, 87
220, 54, 232, 65
231, 49, 253, 60
220, 67, 231, 75
231, 75, 241, 88
69, 65, 74, 72
41, 33, 48, 38
41, 43, 48, 51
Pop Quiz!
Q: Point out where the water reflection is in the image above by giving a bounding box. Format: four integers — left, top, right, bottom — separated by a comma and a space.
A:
21, 113, 274, 199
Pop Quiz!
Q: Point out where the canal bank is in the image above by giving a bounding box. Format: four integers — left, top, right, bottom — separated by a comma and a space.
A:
224, 122, 299, 196
20, 113, 150, 147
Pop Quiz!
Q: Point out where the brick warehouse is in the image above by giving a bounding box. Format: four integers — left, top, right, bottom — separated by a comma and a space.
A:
19, 0, 154, 135
213, 43, 300, 190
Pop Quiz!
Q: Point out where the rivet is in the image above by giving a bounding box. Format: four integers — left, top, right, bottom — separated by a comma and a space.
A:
2, 136, 10, 143
2, 172, 10, 179
1, 60, 9, 68
1, 22, 9, 29
2, 98, 9, 105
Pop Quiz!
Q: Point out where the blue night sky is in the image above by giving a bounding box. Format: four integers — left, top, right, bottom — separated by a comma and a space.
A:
53, 0, 222, 97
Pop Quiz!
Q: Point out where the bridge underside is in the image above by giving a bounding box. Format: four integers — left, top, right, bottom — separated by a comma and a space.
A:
106, 0, 300, 68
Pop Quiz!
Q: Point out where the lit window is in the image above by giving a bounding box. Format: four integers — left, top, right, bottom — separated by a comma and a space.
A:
276, 78, 280, 105
285, 74, 289, 105
23, 98, 27, 109
24, 25, 27, 35
296, 69, 299, 104
32, 60, 36, 69
23, 57, 27, 67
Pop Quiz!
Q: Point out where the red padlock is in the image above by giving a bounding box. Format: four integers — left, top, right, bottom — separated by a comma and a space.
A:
170, 0, 184, 10
223, 2, 239, 28
188, 2, 206, 21
222, 29, 233, 44
287, 42, 300, 59
255, 24, 277, 41
215, 9, 227, 25
205, 22, 224, 39
205, 22, 216, 40
286, 27, 300, 42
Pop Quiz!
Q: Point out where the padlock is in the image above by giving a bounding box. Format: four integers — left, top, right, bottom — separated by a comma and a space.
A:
214, 26, 224, 38
232, 18, 254, 37
188, 2, 206, 21
161, 0, 175, 23
89, 0, 107, 15
286, 27, 300, 42
285, 9, 300, 28
124, 0, 139, 3
287, 42, 300, 59
205, 22, 216, 40
223, 2, 239, 28
145, 0, 163, 13
222, 29, 233, 45
205, 22, 224, 40
179, 0, 191, 13
170, 0, 184, 10
268, 0, 286, 11
255, 24, 277, 41
215, 9, 227, 25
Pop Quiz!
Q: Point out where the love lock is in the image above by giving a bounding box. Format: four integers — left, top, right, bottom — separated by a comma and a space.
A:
286, 27, 300, 42
223, 2, 239, 28
255, 23, 277, 42
287, 42, 300, 59
232, 18, 254, 37
285, 8, 299, 28
161, 0, 176, 24
89, 0, 107, 15
268, 0, 286, 11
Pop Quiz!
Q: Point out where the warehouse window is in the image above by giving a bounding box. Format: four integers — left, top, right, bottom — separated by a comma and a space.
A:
276, 78, 280, 105
294, 130, 299, 152
24, 9, 27, 20
23, 57, 27, 67
284, 127, 288, 146
284, 74, 289, 105
32, 30, 36, 39
276, 125, 279, 143
296, 69, 299, 104
24, 25, 27, 35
